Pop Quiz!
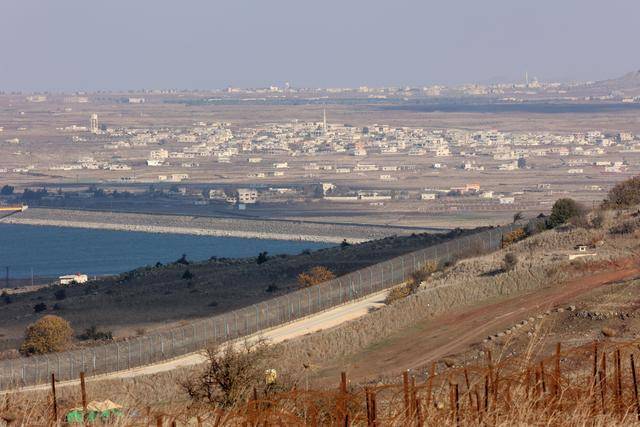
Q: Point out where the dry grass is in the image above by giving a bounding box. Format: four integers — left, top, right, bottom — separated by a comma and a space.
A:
5, 338, 640, 426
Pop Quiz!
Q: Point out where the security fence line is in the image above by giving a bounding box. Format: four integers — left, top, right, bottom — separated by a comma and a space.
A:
0, 222, 525, 391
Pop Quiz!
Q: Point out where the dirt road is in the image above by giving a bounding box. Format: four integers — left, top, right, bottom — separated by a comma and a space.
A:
316, 258, 640, 384
4, 290, 388, 393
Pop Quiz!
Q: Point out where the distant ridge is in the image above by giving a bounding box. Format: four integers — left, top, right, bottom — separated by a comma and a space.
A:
588, 69, 640, 94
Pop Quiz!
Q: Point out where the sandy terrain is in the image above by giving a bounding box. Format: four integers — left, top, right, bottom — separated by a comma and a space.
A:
314, 257, 640, 384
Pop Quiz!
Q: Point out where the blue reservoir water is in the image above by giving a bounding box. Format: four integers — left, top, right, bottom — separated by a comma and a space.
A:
0, 224, 331, 279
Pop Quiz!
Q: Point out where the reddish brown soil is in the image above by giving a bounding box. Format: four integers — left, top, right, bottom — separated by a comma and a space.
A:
316, 258, 640, 384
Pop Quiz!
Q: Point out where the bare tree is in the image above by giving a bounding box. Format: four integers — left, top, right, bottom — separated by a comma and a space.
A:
181, 338, 277, 407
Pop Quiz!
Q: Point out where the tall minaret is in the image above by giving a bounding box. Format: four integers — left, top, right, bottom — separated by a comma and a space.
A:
323, 108, 327, 135
90, 113, 99, 134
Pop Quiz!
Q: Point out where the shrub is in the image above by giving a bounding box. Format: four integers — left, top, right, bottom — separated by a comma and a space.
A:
78, 325, 113, 341
181, 339, 276, 407
266, 284, 279, 293
256, 251, 269, 265
176, 254, 189, 265
182, 269, 194, 280
590, 212, 605, 229
20, 315, 73, 355
513, 211, 524, 223
525, 219, 547, 236
503, 253, 519, 272
609, 219, 639, 235
410, 261, 438, 285
33, 302, 47, 313
502, 228, 526, 247
384, 283, 416, 305
297, 266, 336, 288
340, 239, 351, 249
54, 288, 66, 300
604, 175, 640, 208
0, 185, 14, 196
1, 291, 11, 304
548, 198, 583, 228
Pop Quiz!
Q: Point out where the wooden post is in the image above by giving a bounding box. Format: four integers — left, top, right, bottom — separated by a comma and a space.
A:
425, 363, 435, 413
554, 342, 561, 400
402, 370, 410, 419
464, 368, 473, 410
80, 371, 88, 423
616, 349, 623, 415
454, 383, 460, 426
600, 353, 607, 415
413, 376, 423, 425
484, 375, 489, 413
51, 373, 58, 425
339, 372, 348, 426
449, 381, 455, 423
592, 342, 599, 414
365, 388, 372, 427
370, 389, 377, 427
631, 354, 640, 421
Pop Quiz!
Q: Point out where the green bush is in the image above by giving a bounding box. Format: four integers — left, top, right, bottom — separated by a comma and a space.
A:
548, 198, 583, 228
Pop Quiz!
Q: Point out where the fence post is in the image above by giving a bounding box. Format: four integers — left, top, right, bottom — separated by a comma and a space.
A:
391, 262, 394, 284
255, 305, 259, 332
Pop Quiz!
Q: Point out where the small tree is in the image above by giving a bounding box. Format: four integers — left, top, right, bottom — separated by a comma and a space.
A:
33, 302, 47, 313
176, 254, 189, 265
503, 253, 519, 272
0, 185, 14, 196
548, 198, 582, 228
181, 339, 276, 407
605, 175, 640, 208
297, 266, 336, 288
256, 251, 269, 264
182, 269, 194, 280
20, 315, 73, 355
513, 211, 524, 223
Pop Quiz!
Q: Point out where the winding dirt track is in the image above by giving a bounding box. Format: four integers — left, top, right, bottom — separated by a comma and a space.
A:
317, 258, 640, 384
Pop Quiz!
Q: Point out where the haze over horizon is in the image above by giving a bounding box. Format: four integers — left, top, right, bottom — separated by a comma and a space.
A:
1, 0, 639, 92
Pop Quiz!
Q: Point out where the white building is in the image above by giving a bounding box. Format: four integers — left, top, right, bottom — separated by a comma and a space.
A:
237, 188, 258, 204
59, 274, 88, 285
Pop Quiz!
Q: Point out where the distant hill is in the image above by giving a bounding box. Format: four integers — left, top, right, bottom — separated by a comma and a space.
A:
587, 69, 640, 95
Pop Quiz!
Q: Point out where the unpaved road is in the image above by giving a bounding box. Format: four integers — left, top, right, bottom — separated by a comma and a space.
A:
316, 258, 640, 384
4, 290, 388, 393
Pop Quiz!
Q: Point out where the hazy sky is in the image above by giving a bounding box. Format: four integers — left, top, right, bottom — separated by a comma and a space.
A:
1, 0, 639, 91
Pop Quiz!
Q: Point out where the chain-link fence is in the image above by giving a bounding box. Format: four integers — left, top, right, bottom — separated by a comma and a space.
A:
0, 222, 526, 391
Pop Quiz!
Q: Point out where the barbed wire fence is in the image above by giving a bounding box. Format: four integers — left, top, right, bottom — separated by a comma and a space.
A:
0, 221, 528, 391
